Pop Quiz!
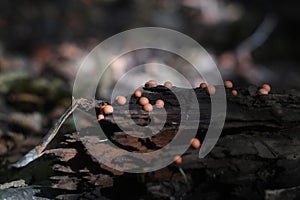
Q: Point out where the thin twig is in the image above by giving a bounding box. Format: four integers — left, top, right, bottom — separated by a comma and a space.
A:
178, 167, 188, 184
11, 98, 80, 168
11, 97, 106, 168
38, 99, 79, 153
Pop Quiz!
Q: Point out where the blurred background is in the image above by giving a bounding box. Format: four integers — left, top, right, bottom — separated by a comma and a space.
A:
0, 0, 300, 91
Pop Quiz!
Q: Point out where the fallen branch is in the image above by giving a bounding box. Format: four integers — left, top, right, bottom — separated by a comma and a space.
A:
11, 99, 79, 168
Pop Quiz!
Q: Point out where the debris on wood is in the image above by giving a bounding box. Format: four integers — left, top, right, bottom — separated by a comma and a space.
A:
0, 179, 27, 190
51, 176, 79, 191
46, 148, 77, 162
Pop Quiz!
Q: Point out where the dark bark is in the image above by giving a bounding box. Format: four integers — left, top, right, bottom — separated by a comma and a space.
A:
2, 85, 300, 200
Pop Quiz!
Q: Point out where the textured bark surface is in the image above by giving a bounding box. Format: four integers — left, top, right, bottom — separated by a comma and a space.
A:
2, 85, 300, 199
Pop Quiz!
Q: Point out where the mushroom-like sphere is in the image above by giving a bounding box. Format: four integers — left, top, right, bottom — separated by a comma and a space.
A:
231, 89, 238, 96
116, 96, 126, 105
262, 84, 271, 92
224, 81, 233, 88
155, 99, 164, 108
134, 90, 142, 98
164, 81, 173, 89
145, 80, 158, 88
139, 97, 149, 105
174, 155, 182, 164
102, 105, 114, 114
143, 103, 153, 112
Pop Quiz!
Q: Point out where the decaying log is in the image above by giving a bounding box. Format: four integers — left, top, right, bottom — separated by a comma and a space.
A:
94, 85, 300, 199
3, 85, 300, 199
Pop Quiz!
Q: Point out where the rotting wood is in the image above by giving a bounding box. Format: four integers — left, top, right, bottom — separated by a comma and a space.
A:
6, 85, 300, 199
